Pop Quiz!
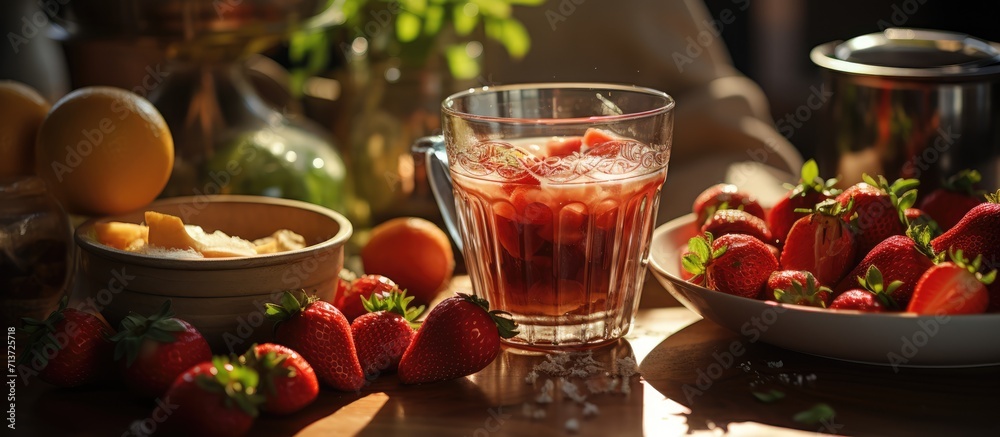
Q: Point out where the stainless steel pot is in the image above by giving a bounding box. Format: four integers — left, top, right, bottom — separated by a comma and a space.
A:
811, 28, 1000, 192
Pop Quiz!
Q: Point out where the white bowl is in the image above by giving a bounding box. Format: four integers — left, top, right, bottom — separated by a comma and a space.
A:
648, 214, 1000, 367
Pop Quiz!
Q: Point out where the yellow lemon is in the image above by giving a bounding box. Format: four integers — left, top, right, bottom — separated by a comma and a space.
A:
0, 81, 50, 179
35, 86, 174, 215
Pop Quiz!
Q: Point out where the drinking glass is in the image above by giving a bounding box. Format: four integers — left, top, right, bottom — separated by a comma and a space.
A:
417, 83, 674, 348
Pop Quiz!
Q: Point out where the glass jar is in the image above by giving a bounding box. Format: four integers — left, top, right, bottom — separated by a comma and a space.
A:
153, 62, 348, 213
0, 177, 74, 328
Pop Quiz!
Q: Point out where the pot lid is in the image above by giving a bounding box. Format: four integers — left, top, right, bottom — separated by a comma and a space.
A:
811, 28, 1000, 79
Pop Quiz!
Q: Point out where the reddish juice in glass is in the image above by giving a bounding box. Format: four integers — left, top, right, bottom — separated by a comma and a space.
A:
451, 130, 667, 347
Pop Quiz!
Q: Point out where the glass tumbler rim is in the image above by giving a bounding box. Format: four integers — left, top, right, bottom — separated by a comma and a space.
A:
442, 82, 675, 124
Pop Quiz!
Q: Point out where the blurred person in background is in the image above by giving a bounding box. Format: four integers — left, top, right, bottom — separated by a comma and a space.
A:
482, 0, 803, 220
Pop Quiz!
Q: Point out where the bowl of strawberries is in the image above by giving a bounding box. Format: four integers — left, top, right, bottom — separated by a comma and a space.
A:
648, 160, 1000, 367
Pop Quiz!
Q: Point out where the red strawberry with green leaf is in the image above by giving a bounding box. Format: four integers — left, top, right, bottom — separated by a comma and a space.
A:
110, 300, 212, 398
701, 209, 774, 244
829, 265, 900, 312
334, 274, 401, 322
17, 297, 114, 387
692, 183, 766, 225
351, 290, 424, 378
397, 293, 517, 384
834, 226, 938, 308
768, 270, 832, 308
266, 291, 365, 392
779, 199, 857, 286
682, 232, 779, 299
239, 343, 319, 415
155, 357, 263, 437
919, 169, 984, 232
931, 191, 1000, 311
766, 159, 841, 245
907, 250, 996, 315
836, 174, 918, 257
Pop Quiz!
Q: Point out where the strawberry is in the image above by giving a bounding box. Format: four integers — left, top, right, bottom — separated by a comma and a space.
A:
931, 191, 1000, 311
397, 293, 517, 384
17, 297, 114, 387
351, 290, 424, 378
239, 343, 319, 415
767, 270, 832, 308
682, 233, 779, 299
334, 274, 401, 322
544, 136, 583, 157
918, 169, 984, 232
582, 127, 617, 148
836, 174, 918, 257
155, 357, 263, 437
701, 209, 774, 244
266, 290, 364, 391
110, 300, 212, 398
779, 199, 857, 286
766, 159, 841, 245
332, 268, 357, 310
829, 266, 899, 312
907, 250, 996, 315
833, 227, 938, 308
692, 183, 766, 225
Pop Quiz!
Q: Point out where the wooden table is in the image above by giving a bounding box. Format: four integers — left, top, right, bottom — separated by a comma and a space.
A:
15, 278, 1000, 436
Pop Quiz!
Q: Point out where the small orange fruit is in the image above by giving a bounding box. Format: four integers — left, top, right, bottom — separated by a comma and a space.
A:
361, 217, 455, 305
35, 86, 173, 215
0, 81, 50, 179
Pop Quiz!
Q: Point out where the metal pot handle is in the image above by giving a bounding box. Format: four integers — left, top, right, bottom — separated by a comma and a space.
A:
411, 136, 462, 252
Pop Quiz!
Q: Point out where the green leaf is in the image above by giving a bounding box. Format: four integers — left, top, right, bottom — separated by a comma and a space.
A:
490, 310, 519, 339
289, 31, 310, 63
688, 235, 711, 261
752, 389, 786, 403
506, 0, 547, 4
497, 18, 530, 58
793, 403, 836, 425
981, 269, 997, 286
446, 44, 480, 79
865, 265, 884, 290
681, 255, 704, 276
472, 0, 512, 18
986, 189, 1000, 204
281, 291, 301, 313
400, 0, 428, 14
422, 4, 445, 36
800, 159, 818, 184
453, 4, 479, 35
890, 178, 920, 197
897, 189, 917, 213
942, 169, 982, 195
396, 11, 422, 43
264, 304, 288, 319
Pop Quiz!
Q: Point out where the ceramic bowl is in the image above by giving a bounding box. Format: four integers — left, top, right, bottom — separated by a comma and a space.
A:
647, 213, 1000, 367
74, 195, 352, 353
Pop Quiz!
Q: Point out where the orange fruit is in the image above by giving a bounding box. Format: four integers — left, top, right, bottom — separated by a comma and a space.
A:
0, 81, 50, 179
361, 217, 455, 305
35, 86, 173, 215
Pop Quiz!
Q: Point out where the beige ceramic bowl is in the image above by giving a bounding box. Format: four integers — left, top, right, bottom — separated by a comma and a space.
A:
74, 195, 352, 353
